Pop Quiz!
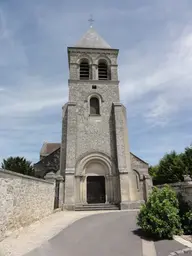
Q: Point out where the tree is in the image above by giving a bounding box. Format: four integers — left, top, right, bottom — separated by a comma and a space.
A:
1, 156, 35, 177
182, 145, 192, 178
149, 151, 185, 185
137, 185, 182, 239
149, 165, 159, 184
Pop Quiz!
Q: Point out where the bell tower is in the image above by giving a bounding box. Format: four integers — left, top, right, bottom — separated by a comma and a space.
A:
60, 26, 138, 210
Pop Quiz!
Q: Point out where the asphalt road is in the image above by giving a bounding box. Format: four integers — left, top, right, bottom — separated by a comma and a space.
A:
26, 211, 143, 256
26, 211, 188, 256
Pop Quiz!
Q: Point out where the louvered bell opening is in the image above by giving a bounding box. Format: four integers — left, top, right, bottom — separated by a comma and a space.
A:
80, 61, 89, 80
98, 63, 108, 80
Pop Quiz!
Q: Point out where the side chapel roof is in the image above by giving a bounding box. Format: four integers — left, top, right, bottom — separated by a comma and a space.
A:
38, 143, 148, 165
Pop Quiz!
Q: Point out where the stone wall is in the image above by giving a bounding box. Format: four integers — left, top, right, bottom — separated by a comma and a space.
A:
0, 169, 55, 241
157, 180, 192, 207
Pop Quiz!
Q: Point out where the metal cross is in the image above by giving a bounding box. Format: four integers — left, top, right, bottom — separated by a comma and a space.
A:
88, 15, 94, 27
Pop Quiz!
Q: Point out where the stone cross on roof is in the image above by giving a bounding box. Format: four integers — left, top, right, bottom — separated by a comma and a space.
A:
88, 15, 94, 28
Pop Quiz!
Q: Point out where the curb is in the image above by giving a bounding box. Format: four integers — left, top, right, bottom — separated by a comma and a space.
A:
173, 235, 192, 248
169, 235, 192, 255
169, 247, 192, 255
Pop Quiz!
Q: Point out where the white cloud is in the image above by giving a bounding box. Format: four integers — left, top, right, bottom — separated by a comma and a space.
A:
0, 1, 192, 165
0, 76, 68, 116
120, 28, 192, 126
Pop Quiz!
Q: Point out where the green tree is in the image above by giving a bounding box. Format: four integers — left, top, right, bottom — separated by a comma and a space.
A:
150, 151, 185, 185
137, 185, 182, 239
1, 156, 35, 177
149, 165, 159, 185
182, 145, 192, 178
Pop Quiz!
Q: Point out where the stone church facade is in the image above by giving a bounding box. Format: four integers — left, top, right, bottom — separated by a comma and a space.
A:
34, 27, 152, 210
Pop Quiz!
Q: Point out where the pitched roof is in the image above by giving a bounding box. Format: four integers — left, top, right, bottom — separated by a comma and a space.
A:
40, 142, 60, 156
74, 27, 111, 49
130, 152, 149, 165
39, 143, 148, 165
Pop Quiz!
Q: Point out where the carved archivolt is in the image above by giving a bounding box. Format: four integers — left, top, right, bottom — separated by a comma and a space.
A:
84, 92, 104, 102
75, 151, 116, 176
76, 54, 93, 65
95, 54, 112, 65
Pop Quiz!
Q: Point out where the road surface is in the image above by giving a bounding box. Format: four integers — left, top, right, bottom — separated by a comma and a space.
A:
26, 211, 188, 256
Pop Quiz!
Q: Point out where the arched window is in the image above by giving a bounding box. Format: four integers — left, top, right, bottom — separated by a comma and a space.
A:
90, 97, 100, 115
134, 170, 140, 191
80, 59, 89, 80
98, 60, 110, 80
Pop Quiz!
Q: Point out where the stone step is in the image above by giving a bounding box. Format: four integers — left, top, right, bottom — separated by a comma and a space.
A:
75, 203, 120, 211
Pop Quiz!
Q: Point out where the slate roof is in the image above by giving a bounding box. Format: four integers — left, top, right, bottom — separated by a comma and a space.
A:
40, 142, 60, 156
74, 27, 111, 49
39, 143, 148, 165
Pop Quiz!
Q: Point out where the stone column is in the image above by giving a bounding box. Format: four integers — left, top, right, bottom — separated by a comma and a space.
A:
113, 103, 136, 209
75, 176, 81, 204
45, 171, 56, 183
64, 102, 77, 210
55, 173, 64, 209
45, 172, 65, 210
82, 176, 87, 204
108, 175, 113, 203
105, 175, 109, 204
79, 176, 83, 203
92, 64, 97, 80
184, 175, 192, 182
143, 174, 153, 201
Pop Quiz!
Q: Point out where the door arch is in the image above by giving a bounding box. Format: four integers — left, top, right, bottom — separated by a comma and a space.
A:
75, 152, 120, 204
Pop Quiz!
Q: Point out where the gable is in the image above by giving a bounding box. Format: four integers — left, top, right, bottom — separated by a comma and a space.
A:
130, 152, 149, 176
35, 142, 149, 178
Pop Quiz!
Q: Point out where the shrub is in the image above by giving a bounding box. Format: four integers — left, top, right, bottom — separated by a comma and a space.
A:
177, 193, 192, 234
137, 185, 182, 239
182, 210, 192, 234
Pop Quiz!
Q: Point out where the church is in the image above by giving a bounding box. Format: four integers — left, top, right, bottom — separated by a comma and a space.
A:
34, 26, 152, 210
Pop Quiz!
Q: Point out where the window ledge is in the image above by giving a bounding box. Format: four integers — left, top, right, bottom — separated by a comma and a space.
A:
89, 114, 101, 117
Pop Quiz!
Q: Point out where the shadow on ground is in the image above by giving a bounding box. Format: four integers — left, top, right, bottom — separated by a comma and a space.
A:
132, 229, 190, 256
132, 228, 166, 241
132, 228, 173, 242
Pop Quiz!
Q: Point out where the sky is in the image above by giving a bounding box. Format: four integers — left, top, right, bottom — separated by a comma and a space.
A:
0, 0, 192, 166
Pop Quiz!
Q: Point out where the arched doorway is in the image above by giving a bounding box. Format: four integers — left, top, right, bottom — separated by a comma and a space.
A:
87, 176, 105, 204
75, 152, 121, 205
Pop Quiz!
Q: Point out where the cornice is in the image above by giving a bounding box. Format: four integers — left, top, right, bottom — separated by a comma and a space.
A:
68, 79, 119, 85
68, 47, 119, 56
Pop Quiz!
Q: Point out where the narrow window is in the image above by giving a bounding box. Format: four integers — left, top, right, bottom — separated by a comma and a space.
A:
135, 172, 140, 190
80, 60, 89, 80
90, 97, 100, 115
98, 60, 108, 80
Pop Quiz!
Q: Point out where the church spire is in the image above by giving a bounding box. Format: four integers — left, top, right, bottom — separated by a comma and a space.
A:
74, 18, 111, 49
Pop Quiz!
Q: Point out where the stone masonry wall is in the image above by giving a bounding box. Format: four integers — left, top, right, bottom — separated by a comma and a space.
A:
67, 81, 120, 165
157, 181, 192, 207
67, 47, 120, 164
0, 169, 55, 241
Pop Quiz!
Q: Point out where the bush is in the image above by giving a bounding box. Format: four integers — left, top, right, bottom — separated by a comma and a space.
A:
177, 193, 192, 234
137, 185, 182, 239
182, 210, 192, 234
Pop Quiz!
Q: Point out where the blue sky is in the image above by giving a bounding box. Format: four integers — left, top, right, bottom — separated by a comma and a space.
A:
0, 0, 192, 165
